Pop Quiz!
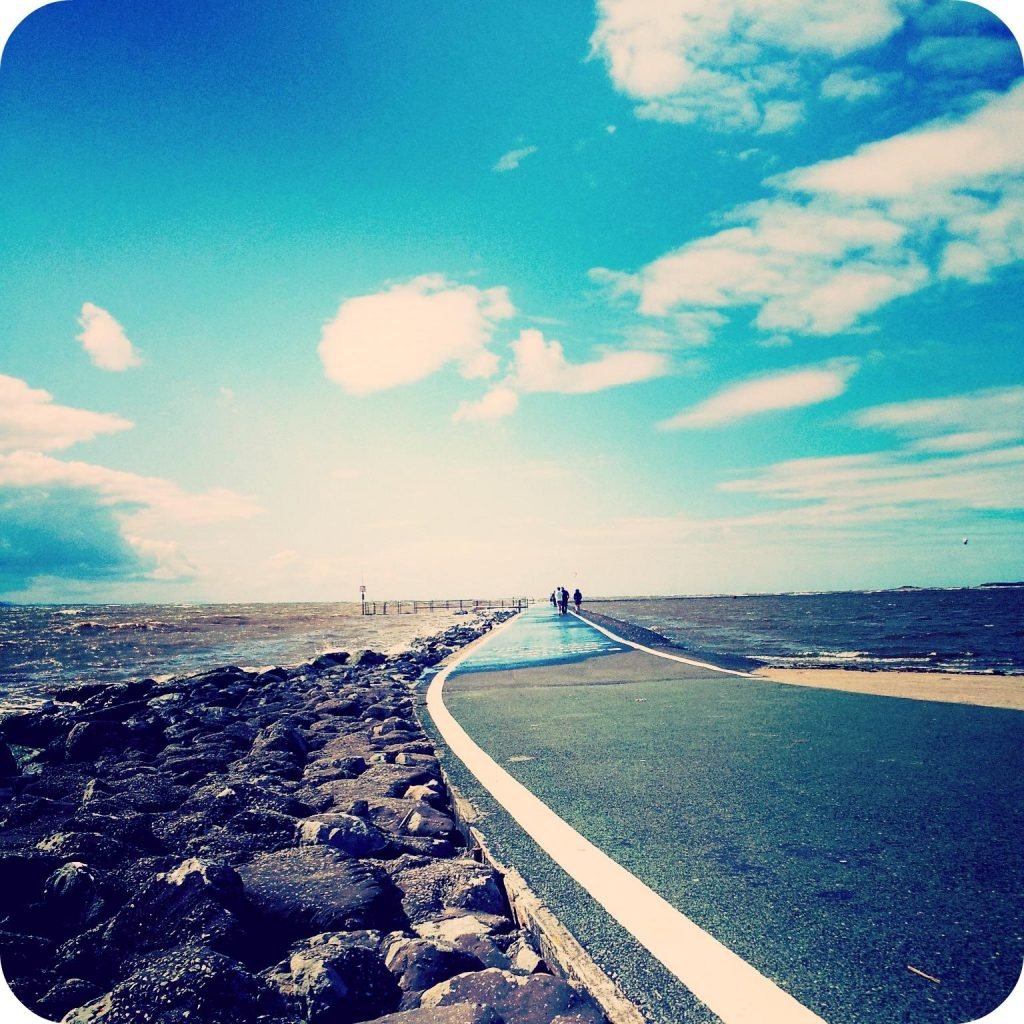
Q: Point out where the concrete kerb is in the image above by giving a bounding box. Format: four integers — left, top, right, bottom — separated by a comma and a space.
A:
448, 779, 649, 1024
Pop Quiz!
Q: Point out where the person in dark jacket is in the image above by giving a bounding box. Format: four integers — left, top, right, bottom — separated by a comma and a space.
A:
573, 588, 582, 612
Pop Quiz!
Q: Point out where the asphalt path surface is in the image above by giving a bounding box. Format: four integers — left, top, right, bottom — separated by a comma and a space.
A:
426, 607, 1024, 1024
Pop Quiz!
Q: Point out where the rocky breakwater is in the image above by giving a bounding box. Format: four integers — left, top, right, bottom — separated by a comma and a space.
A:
0, 614, 606, 1024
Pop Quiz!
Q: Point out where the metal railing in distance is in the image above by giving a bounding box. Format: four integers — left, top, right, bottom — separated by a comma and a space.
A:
360, 597, 533, 615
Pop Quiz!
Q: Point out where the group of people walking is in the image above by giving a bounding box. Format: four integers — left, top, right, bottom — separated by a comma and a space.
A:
551, 585, 582, 615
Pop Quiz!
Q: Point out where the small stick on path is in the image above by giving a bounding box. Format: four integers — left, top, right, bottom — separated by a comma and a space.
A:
907, 965, 942, 984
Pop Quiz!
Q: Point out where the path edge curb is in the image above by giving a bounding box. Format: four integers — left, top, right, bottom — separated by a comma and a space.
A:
445, 775, 650, 1024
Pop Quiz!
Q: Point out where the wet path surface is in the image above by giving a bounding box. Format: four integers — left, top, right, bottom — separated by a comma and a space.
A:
432, 607, 1024, 1024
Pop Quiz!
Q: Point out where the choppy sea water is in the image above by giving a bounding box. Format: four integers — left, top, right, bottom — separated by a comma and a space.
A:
593, 586, 1024, 676
0, 602, 469, 715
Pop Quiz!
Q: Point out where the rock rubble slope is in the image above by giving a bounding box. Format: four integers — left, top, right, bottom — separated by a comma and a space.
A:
0, 613, 607, 1024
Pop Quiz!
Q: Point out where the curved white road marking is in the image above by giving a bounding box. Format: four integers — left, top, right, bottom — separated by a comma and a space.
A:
430, 612, 827, 1024
572, 610, 757, 678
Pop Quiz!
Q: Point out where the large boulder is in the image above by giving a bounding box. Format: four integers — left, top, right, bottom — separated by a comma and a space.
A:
238, 847, 404, 938
419, 967, 605, 1024
363, 1005, 502, 1024
65, 722, 130, 761
0, 739, 21, 778
297, 813, 390, 858
59, 944, 275, 1024
391, 859, 506, 926
99, 858, 251, 970
263, 931, 399, 1024
383, 935, 482, 997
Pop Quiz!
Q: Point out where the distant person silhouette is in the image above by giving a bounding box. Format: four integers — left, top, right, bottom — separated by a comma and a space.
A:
573, 588, 582, 612
550, 590, 557, 609
559, 586, 569, 615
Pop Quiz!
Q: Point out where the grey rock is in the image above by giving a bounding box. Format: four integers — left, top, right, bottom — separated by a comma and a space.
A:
297, 813, 390, 857
59, 944, 270, 1024
100, 858, 249, 968
362, 1005, 502, 1024
383, 935, 483, 994
392, 859, 507, 925
420, 967, 604, 1024
0, 739, 21, 777
264, 931, 399, 1024
65, 721, 129, 761
239, 846, 403, 937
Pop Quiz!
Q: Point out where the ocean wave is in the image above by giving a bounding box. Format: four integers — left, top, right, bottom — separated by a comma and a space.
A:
71, 620, 175, 633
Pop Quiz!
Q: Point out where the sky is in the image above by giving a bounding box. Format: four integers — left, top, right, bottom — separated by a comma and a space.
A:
0, 0, 1022, 603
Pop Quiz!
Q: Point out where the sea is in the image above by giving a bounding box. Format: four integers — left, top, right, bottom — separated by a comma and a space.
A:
1, 587, 1021, 716
0, 601, 464, 716
593, 585, 1024, 676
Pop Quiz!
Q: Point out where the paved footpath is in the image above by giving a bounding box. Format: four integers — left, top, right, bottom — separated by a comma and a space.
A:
424, 606, 1024, 1024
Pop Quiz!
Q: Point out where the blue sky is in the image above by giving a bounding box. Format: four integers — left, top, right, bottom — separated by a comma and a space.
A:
0, 0, 1022, 602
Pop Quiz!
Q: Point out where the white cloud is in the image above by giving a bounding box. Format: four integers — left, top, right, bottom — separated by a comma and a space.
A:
589, 0, 907, 133
0, 450, 262, 525
318, 274, 515, 395
722, 444, 1024, 514
452, 386, 519, 423
758, 99, 804, 135
600, 81, 1024, 337
778, 81, 1024, 199
451, 328, 670, 425
493, 145, 539, 172
76, 302, 142, 371
907, 431, 1021, 453
658, 358, 859, 429
852, 385, 1024, 439
820, 67, 896, 102
712, 385, 1024, 523
0, 374, 133, 452
509, 328, 669, 394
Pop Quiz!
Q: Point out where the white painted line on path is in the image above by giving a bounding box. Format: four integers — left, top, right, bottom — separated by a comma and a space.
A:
572, 610, 757, 678
430, 613, 828, 1024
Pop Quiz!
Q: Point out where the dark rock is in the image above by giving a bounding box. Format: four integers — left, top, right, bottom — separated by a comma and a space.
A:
392, 859, 507, 925
159, 750, 235, 784
51, 683, 110, 703
0, 739, 21, 777
383, 935, 483, 994
264, 931, 400, 1024
36, 976, 105, 1020
364, 1004, 503, 1024
0, 928, 55, 977
420, 967, 605, 1024
314, 697, 364, 717
413, 912, 516, 945
106, 772, 189, 812
68, 810, 160, 853
100, 858, 251, 969
41, 861, 99, 927
355, 650, 388, 668
252, 722, 309, 759
297, 812, 390, 857
0, 852, 62, 912
61, 944, 274, 1024
65, 721, 129, 761
0, 708, 72, 748
253, 666, 290, 685
400, 804, 458, 841
36, 832, 133, 869
310, 651, 350, 672
303, 755, 369, 785
239, 847, 403, 938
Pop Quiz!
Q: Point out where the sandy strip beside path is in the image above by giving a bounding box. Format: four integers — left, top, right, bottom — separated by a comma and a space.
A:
753, 667, 1024, 711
